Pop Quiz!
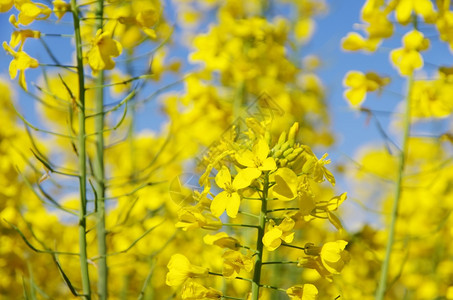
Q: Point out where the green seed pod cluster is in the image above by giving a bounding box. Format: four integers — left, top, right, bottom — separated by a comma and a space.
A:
271, 123, 304, 167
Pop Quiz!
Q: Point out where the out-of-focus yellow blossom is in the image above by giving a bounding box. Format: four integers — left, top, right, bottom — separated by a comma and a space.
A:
52, 0, 70, 20
176, 206, 222, 231
0, 0, 13, 13
87, 30, 122, 72
181, 279, 223, 300
9, 14, 19, 28
2, 41, 38, 90
341, 32, 380, 52
16, 1, 51, 25
295, 18, 314, 43
9, 29, 41, 49
135, 8, 158, 38
342, 0, 393, 52
150, 49, 181, 81
286, 284, 318, 300
166, 254, 209, 286
343, 71, 390, 107
319, 240, 349, 274
436, 10, 453, 50
390, 30, 429, 76
204, 232, 240, 250
298, 240, 349, 280
222, 250, 253, 278
262, 216, 295, 251
394, 0, 436, 25
410, 79, 453, 118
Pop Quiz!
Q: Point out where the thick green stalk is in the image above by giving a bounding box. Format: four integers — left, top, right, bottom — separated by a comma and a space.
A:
251, 174, 269, 300
93, 0, 108, 299
375, 73, 414, 300
70, 0, 91, 298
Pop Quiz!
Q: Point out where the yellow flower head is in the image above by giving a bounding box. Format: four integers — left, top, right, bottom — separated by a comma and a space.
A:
262, 217, 295, 251
3, 41, 39, 91
390, 30, 429, 76
298, 240, 349, 279
17, 1, 51, 25
52, 0, 71, 21
87, 30, 122, 72
343, 71, 390, 107
204, 232, 240, 250
181, 279, 222, 300
10, 29, 41, 50
222, 250, 253, 278
211, 166, 251, 218
395, 0, 436, 25
166, 254, 209, 286
176, 206, 222, 231
0, 0, 14, 13
286, 284, 318, 300
319, 240, 350, 274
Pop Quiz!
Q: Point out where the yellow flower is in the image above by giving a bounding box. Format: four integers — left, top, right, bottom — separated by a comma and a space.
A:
343, 71, 390, 107
222, 250, 253, 278
10, 30, 41, 49
166, 254, 209, 286
175, 206, 222, 231
181, 280, 222, 300
271, 167, 298, 201
0, 0, 14, 13
17, 1, 51, 25
390, 30, 429, 76
262, 217, 295, 251
136, 8, 158, 38
3, 42, 39, 91
211, 166, 248, 218
52, 0, 71, 21
395, 0, 436, 25
204, 232, 240, 250
298, 240, 350, 280
87, 30, 122, 72
341, 32, 380, 52
286, 284, 318, 300
235, 138, 277, 185
319, 240, 350, 274
410, 79, 453, 118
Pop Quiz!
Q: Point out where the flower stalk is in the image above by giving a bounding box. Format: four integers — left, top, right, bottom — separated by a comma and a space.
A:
70, 0, 91, 298
251, 173, 269, 300
375, 72, 414, 300
92, 0, 108, 298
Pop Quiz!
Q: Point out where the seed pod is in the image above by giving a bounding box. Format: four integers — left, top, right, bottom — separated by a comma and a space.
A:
287, 148, 303, 161
283, 148, 294, 157
277, 131, 287, 145
280, 141, 290, 152
288, 122, 299, 147
274, 149, 283, 158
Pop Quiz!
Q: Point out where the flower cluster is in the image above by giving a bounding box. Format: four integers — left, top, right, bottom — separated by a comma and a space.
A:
168, 120, 348, 299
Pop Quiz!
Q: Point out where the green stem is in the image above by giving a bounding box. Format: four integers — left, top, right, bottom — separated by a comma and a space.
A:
375, 73, 414, 300
70, 0, 91, 298
93, 0, 108, 298
261, 261, 298, 265
251, 173, 268, 300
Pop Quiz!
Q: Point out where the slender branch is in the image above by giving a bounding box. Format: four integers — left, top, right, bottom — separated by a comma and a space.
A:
91, 0, 108, 298
375, 72, 414, 300
251, 173, 269, 300
70, 0, 91, 298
